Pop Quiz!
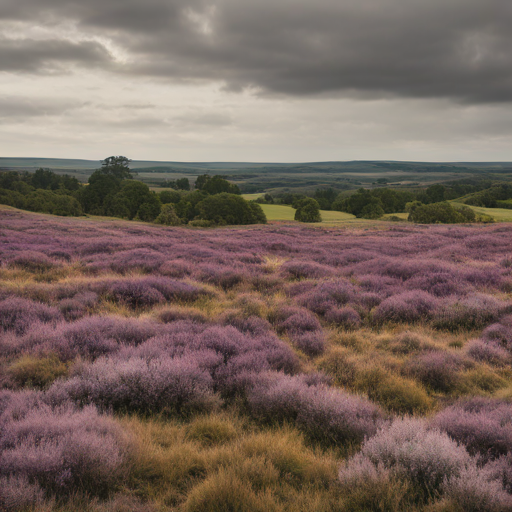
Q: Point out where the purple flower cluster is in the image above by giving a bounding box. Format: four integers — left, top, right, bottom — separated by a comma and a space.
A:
0, 390, 131, 498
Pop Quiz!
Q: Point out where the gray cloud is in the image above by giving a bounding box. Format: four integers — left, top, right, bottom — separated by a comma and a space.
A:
0, 37, 113, 73
1, 0, 511, 103
0, 96, 84, 119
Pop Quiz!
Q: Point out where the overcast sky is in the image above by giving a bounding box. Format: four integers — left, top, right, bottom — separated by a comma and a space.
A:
1, 0, 511, 162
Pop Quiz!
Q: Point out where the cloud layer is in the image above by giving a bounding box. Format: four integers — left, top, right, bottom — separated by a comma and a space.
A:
1, 0, 511, 102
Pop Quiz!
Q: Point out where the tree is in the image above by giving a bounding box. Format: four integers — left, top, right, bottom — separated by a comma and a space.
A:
155, 204, 182, 226
294, 198, 322, 223
196, 193, 266, 225
408, 202, 475, 224
202, 175, 240, 195
116, 180, 160, 220
360, 203, 385, 219
195, 174, 210, 190
100, 156, 132, 180
175, 178, 190, 191
159, 190, 181, 204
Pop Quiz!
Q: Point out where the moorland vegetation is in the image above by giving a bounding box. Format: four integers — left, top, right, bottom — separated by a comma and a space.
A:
1, 209, 512, 511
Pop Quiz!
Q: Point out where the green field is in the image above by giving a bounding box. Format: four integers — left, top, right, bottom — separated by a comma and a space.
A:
258, 203, 356, 223
451, 202, 512, 222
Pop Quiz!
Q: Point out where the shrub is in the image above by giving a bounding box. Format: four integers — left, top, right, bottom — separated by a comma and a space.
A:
298, 280, 356, 314
158, 307, 208, 324
51, 355, 221, 415
465, 339, 510, 366
7, 251, 58, 272
289, 330, 327, 357
0, 393, 131, 497
0, 475, 46, 511
406, 351, 465, 393
109, 249, 165, 274
384, 331, 434, 355
433, 398, 512, 460
108, 280, 165, 308
373, 291, 439, 324
433, 294, 508, 331
281, 261, 334, 279
338, 417, 510, 506
247, 372, 382, 445
324, 306, 361, 329
0, 298, 63, 335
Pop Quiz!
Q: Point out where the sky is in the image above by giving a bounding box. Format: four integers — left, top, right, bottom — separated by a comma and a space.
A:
1, 0, 511, 162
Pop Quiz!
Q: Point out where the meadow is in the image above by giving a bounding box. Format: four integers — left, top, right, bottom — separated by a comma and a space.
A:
1, 208, 512, 511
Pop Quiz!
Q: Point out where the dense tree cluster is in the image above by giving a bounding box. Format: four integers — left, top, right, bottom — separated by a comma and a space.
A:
408, 202, 478, 224
0, 170, 82, 216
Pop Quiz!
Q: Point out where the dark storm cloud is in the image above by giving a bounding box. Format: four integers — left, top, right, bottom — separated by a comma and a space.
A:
0, 37, 113, 73
1, 0, 511, 102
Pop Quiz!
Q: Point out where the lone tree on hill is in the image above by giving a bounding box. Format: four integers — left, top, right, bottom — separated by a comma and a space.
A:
100, 156, 132, 180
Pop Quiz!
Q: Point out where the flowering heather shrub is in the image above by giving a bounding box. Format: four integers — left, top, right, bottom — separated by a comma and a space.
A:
280, 261, 335, 280
247, 372, 382, 444
324, 306, 361, 329
195, 264, 248, 290
339, 418, 474, 496
357, 274, 400, 296
0, 392, 131, 497
372, 291, 439, 324
482, 319, 512, 348
59, 291, 98, 320
433, 398, 512, 460
52, 355, 220, 415
220, 312, 272, 336
107, 280, 165, 308
406, 271, 467, 297
298, 280, 357, 315
487, 454, 512, 494
108, 248, 165, 274
0, 475, 45, 511
289, 330, 327, 357
284, 281, 317, 297
466, 339, 511, 365
445, 465, 512, 511
159, 259, 194, 278
405, 350, 466, 392
7, 251, 59, 272
0, 298, 63, 335
434, 294, 509, 331
79, 239, 122, 255
280, 310, 322, 334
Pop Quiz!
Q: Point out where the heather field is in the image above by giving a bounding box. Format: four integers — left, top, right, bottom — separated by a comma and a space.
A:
2, 208, 512, 512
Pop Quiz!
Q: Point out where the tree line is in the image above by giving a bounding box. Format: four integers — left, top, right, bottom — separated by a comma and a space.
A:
0, 157, 266, 226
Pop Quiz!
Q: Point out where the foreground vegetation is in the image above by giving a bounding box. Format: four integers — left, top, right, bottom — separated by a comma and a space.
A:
1, 209, 512, 511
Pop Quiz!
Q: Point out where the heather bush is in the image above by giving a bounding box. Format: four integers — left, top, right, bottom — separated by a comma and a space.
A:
465, 339, 511, 365
247, 372, 381, 445
433, 398, 512, 460
324, 306, 361, 329
0, 298, 63, 335
59, 291, 98, 320
109, 248, 165, 274
405, 351, 466, 393
51, 355, 221, 415
7, 251, 58, 272
289, 330, 327, 357
281, 261, 335, 280
107, 280, 165, 308
433, 294, 508, 331
279, 310, 322, 334
372, 291, 439, 324
159, 259, 194, 278
220, 312, 272, 336
0, 475, 46, 512
0, 393, 131, 497
297, 280, 357, 314
339, 417, 511, 509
